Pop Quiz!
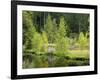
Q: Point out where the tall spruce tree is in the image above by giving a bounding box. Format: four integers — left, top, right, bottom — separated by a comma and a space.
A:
78, 32, 88, 50
41, 31, 48, 53
55, 17, 69, 55
32, 32, 43, 53
58, 17, 66, 37
44, 14, 54, 43
23, 11, 36, 50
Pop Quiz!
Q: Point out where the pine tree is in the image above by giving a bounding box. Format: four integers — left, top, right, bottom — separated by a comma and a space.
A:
58, 17, 66, 37
32, 32, 43, 54
23, 11, 36, 50
44, 14, 54, 43
78, 32, 88, 50
55, 17, 69, 55
41, 31, 48, 53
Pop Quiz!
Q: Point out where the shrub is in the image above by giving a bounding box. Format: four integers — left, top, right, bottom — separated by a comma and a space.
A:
78, 32, 88, 50
31, 32, 43, 53
41, 31, 48, 53
55, 37, 69, 55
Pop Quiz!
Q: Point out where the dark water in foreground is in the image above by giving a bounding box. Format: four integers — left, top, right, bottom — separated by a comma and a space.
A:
23, 53, 89, 69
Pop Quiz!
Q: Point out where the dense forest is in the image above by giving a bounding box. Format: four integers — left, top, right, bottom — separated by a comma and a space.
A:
22, 11, 90, 68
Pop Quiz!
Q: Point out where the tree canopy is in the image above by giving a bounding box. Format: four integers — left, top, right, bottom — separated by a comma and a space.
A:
22, 11, 89, 53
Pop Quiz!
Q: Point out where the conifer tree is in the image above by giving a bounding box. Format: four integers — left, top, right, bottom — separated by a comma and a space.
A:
32, 32, 43, 53
41, 31, 48, 53
58, 17, 66, 38
44, 14, 54, 43
55, 17, 69, 55
78, 32, 88, 50
23, 11, 36, 50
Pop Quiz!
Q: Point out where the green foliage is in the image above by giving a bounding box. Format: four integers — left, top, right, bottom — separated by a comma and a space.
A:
41, 31, 48, 53
55, 17, 69, 55
44, 14, 55, 43
23, 11, 36, 50
58, 17, 66, 37
78, 32, 88, 50
31, 31, 48, 53
32, 32, 43, 53
55, 37, 68, 55
33, 55, 48, 68
23, 50, 89, 68
22, 11, 90, 68
65, 13, 89, 34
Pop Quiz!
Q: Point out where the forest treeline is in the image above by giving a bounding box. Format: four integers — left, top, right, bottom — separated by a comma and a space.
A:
23, 11, 89, 54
